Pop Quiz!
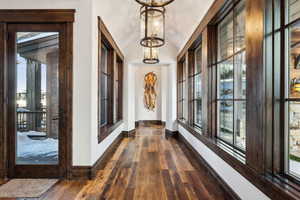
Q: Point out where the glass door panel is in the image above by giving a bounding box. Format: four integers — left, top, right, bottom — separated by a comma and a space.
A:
15, 32, 59, 165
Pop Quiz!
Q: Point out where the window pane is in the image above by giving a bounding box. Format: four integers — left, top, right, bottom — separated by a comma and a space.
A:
101, 45, 108, 73
234, 0, 245, 52
234, 51, 246, 99
287, 0, 300, 24
178, 101, 183, 119
288, 101, 300, 177
194, 99, 202, 128
183, 99, 188, 121
218, 59, 234, 99
194, 74, 202, 99
195, 45, 202, 74
101, 74, 108, 99
218, 101, 234, 144
183, 81, 187, 101
288, 21, 300, 98
178, 82, 182, 100
218, 11, 234, 61
234, 101, 246, 149
182, 61, 187, 81
100, 100, 107, 125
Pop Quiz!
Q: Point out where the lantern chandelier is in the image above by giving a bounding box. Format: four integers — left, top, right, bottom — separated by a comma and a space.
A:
136, 0, 175, 64
143, 42, 159, 64
140, 6, 165, 48
135, 0, 175, 7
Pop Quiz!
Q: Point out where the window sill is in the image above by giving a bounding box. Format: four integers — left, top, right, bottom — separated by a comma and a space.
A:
98, 120, 123, 143
177, 120, 245, 164
177, 120, 300, 200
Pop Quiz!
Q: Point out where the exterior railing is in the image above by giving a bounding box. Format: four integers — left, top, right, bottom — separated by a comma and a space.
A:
17, 110, 47, 132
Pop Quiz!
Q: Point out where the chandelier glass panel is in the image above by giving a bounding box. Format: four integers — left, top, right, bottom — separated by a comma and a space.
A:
136, 0, 174, 7
140, 6, 165, 48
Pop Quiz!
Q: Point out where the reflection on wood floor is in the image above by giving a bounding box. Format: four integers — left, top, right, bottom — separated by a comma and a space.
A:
1, 125, 233, 200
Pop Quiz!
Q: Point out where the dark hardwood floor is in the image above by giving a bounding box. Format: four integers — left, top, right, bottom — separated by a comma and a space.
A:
0, 125, 233, 200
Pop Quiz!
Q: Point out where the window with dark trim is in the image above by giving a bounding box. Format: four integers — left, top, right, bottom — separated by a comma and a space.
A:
178, 58, 188, 122
214, 0, 246, 152
284, 0, 300, 179
267, 0, 300, 182
100, 43, 110, 127
192, 44, 203, 129
98, 18, 124, 143
114, 58, 123, 123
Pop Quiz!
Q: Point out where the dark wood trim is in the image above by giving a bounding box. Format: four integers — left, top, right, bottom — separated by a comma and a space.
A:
176, 132, 241, 200
69, 166, 91, 180
5, 23, 73, 179
0, 23, 7, 179
70, 133, 124, 180
245, 0, 265, 174
98, 17, 124, 60
99, 120, 124, 142
122, 129, 136, 138
165, 129, 178, 138
65, 22, 74, 179
0, 10, 75, 23
135, 120, 166, 127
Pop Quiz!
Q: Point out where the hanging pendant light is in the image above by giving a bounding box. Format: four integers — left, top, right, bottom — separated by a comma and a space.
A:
140, 6, 165, 48
136, 0, 174, 7
143, 42, 159, 64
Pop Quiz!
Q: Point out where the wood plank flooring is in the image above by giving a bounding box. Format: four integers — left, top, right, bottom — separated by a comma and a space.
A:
0, 125, 233, 200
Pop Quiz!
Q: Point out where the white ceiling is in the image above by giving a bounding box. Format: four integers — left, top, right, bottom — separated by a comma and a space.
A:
98, 0, 214, 64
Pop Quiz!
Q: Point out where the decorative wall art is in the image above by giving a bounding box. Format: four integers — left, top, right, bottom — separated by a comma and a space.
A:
144, 72, 157, 111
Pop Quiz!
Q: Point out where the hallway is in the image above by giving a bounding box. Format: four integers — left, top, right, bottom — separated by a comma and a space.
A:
2, 125, 232, 200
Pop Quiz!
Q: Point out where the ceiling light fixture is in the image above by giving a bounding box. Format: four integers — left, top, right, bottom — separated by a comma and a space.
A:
136, 0, 174, 7
143, 43, 159, 64
140, 6, 165, 48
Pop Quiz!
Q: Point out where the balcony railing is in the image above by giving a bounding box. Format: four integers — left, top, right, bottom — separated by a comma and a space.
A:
17, 110, 47, 132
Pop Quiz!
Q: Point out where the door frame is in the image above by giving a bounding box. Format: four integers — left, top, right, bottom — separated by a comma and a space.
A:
0, 10, 74, 179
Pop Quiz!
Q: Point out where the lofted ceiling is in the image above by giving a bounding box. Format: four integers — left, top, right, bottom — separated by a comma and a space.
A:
98, 0, 214, 64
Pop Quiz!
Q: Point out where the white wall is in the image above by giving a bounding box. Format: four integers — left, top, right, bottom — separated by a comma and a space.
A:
166, 63, 177, 131
123, 63, 136, 131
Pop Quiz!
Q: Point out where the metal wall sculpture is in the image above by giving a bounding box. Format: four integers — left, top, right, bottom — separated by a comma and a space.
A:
144, 72, 157, 111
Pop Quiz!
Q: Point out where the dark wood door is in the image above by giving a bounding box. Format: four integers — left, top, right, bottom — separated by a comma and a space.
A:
7, 23, 68, 178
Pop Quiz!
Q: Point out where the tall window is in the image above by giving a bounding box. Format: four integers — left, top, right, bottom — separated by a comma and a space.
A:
284, 0, 300, 178
178, 59, 188, 121
100, 44, 110, 126
215, 0, 246, 151
193, 45, 203, 129
98, 18, 124, 143
114, 59, 123, 123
